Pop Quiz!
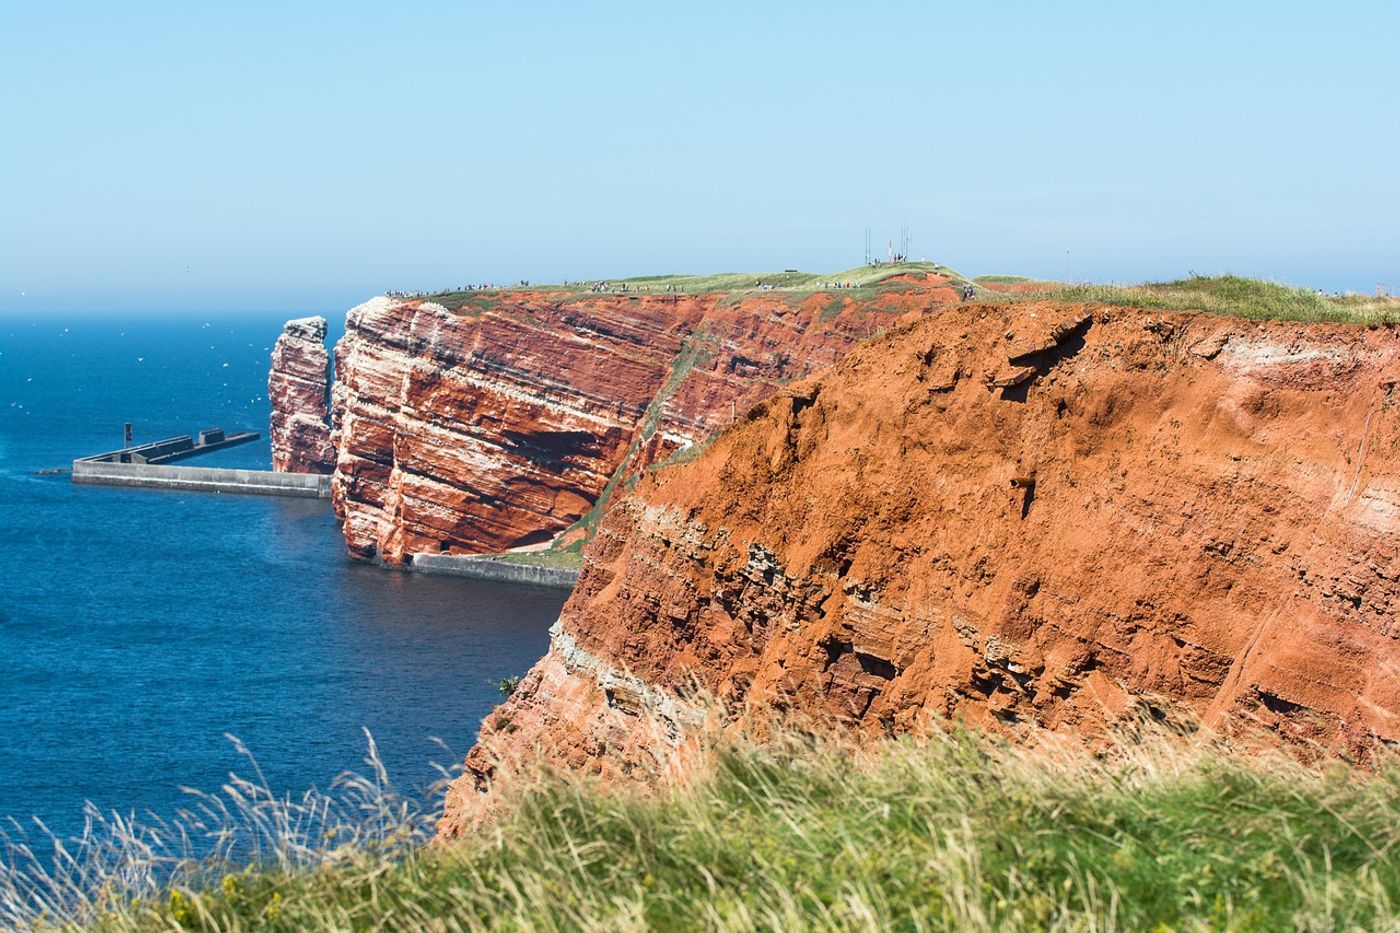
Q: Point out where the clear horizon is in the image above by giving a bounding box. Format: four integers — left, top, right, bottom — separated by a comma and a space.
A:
3, 1, 1397, 315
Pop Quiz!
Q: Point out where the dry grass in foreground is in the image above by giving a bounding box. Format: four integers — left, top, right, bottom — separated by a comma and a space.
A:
6, 724, 1400, 931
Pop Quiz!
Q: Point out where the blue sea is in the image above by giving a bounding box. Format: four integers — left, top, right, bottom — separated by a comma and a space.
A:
0, 313, 563, 842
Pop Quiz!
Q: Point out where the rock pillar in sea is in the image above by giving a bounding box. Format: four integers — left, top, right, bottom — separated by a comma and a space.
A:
268, 316, 335, 474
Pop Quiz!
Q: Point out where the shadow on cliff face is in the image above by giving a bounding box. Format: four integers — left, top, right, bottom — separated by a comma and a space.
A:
999, 318, 1092, 403
500, 428, 603, 470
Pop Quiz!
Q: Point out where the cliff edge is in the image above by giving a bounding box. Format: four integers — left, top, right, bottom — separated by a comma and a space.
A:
442, 302, 1400, 836
327, 277, 955, 563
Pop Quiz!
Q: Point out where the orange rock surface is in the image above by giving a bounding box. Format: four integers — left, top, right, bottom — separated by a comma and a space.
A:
268, 316, 335, 474
328, 282, 951, 562
441, 303, 1400, 836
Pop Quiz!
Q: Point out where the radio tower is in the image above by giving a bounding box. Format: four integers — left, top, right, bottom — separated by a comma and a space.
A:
864, 227, 872, 266
900, 224, 911, 263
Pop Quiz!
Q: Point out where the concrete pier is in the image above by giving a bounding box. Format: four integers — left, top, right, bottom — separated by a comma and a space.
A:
71, 460, 331, 498
410, 553, 580, 589
71, 425, 330, 498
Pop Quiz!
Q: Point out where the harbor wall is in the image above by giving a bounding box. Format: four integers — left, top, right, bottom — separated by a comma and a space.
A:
71, 461, 331, 498
409, 553, 580, 590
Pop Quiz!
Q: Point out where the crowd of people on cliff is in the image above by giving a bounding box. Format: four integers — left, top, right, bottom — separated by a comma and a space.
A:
582, 282, 681, 293
386, 280, 535, 299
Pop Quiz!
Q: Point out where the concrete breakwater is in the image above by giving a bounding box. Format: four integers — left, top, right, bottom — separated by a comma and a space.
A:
410, 553, 580, 590
71, 460, 331, 498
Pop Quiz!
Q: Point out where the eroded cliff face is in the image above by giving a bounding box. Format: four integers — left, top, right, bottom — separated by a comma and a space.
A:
269, 316, 335, 474
328, 280, 953, 562
441, 303, 1400, 836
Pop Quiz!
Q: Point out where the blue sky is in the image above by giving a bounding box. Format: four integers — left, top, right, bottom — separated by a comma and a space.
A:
2, 1, 1397, 314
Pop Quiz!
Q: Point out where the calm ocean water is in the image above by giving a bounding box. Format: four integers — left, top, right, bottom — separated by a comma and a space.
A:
0, 313, 562, 841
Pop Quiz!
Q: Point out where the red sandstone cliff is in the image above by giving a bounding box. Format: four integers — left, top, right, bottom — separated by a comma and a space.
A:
328, 281, 954, 563
269, 316, 335, 474
441, 303, 1400, 836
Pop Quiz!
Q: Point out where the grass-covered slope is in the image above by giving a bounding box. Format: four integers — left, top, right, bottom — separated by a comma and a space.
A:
26, 729, 1400, 931
1006, 274, 1400, 324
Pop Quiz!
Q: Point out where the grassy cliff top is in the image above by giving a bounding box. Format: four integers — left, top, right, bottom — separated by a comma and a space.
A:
421, 266, 1398, 324
421, 261, 962, 312
1012, 274, 1400, 324
597, 260, 955, 293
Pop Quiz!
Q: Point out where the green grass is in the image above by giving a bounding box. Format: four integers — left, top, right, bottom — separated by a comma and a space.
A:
974, 274, 1045, 284
1011, 274, 1400, 324
18, 725, 1400, 931
550, 330, 715, 549
423, 267, 1398, 325
421, 261, 964, 308
602, 261, 953, 294
417, 290, 507, 316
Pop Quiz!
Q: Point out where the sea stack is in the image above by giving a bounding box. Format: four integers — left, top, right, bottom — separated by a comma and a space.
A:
268, 316, 335, 474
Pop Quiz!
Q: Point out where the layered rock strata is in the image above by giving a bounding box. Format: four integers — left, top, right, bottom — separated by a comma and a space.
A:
328, 281, 953, 563
442, 304, 1400, 836
268, 316, 335, 474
